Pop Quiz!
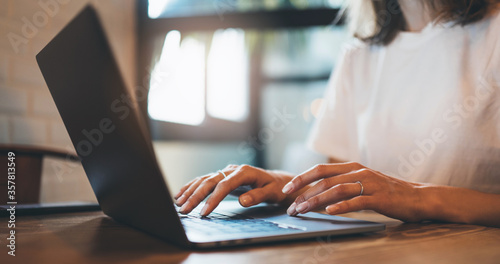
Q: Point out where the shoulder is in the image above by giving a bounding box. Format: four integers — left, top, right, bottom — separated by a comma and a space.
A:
488, 6, 500, 26
335, 39, 384, 86
477, 8, 500, 70
445, 8, 500, 72
326, 40, 381, 96
336, 39, 382, 70
483, 9, 500, 87
465, 8, 500, 42
339, 39, 376, 60
485, 8, 500, 45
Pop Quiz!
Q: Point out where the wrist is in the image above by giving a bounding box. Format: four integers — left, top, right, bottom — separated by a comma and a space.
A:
415, 185, 442, 222
416, 185, 470, 224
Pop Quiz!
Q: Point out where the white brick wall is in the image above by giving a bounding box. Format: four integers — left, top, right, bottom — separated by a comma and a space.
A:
11, 56, 44, 85
0, 1, 10, 18
0, 0, 137, 202
0, 115, 9, 143
33, 89, 59, 117
1, 0, 137, 148
0, 86, 28, 114
0, 54, 8, 83
11, 116, 48, 145
49, 119, 72, 149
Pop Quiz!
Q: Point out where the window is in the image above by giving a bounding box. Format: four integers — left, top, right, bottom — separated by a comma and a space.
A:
207, 28, 249, 122
147, 0, 344, 19
148, 29, 250, 126
148, 30, 206, 126
138, 0, 345, 165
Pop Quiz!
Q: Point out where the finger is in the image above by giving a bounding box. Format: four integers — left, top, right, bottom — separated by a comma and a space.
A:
176, 177, 205, 206
175, 165, 238, 200
201, 165, 266, 216
175, 177, 200, 199
238, 183, 281, 207
293, 182, 364, 215
179, 175, 223, 214
177, 167, 237, 207
325, 196, 372, 215
291, 169, 372, 207
223, 164, 240, 170
282, 162, 365, 194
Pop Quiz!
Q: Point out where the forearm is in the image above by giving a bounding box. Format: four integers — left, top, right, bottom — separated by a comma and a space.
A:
420, 185, 500, 227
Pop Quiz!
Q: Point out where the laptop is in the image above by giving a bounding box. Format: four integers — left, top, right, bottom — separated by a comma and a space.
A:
36, 5, 385, 248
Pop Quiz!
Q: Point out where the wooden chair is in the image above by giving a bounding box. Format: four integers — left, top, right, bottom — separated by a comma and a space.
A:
0, 145, 79, 204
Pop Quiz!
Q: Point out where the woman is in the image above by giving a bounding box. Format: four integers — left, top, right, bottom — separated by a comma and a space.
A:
175, 0, 500, 227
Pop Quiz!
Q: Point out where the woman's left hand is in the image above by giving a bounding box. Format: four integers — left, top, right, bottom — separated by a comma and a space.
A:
282, 162, 428, 222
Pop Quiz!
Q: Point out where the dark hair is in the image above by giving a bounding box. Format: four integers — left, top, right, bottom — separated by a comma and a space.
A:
351, 0, 500, 45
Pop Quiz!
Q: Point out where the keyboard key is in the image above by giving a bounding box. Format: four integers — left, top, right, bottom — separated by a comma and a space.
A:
179, 211, 304, 234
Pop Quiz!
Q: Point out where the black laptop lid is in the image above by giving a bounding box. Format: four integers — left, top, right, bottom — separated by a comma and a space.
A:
36, 5, 189, 246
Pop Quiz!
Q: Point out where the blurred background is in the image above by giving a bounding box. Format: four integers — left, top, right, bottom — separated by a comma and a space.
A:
0, 0, 349, 203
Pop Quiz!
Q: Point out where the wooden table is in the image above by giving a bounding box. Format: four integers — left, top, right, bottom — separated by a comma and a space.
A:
1, 210, 499, 264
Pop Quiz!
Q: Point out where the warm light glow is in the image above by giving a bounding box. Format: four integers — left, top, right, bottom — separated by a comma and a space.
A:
148, 30, 206, 126
207, 28, 249, 122
148, 28, 250, 126
148, 0, 172, 19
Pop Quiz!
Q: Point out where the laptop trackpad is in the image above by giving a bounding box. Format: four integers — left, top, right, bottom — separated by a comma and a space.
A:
214, 200, 374, 228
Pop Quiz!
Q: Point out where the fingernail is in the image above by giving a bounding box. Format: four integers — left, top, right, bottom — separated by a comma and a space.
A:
180, 201, 190, 213
326, 205, 338, 214
282, 182, 294, 194
287, 203, 297, 215
200, 203, 209, 216
296, 201, 310, 213
240, 194, 253, 207
174, 191, 182, 199
176, 195, 186, 205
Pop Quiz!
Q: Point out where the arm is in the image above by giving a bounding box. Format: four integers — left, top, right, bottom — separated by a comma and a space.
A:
420, 186, 500, 227
283, 162, 500, 227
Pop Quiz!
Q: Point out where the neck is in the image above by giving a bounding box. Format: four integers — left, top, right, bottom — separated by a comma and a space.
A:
398, 0, 434, 32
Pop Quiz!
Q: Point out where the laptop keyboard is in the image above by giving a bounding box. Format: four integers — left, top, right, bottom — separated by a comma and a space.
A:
177, 207, 305, 234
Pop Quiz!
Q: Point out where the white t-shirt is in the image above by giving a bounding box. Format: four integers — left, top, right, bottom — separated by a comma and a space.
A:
308, 11, 500, 194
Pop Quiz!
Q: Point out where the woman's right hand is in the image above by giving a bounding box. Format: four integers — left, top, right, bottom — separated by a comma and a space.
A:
174, 164, 299, 216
